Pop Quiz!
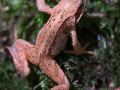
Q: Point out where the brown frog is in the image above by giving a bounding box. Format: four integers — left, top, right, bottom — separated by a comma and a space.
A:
7, 0, 93, 90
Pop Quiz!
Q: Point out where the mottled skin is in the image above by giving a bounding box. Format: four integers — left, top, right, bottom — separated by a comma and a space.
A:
7, 0, 93, 90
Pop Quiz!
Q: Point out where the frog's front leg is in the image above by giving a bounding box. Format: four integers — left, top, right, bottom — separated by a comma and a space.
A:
36, 0, 53, 15
70, 25, 94, 55
38, 56, 70, 90
7, 39, 35, 76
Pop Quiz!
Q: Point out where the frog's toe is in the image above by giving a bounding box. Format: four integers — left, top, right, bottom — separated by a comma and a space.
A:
86, 51, 95, 55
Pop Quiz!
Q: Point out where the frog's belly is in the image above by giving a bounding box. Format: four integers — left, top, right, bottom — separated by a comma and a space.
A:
50, 31, 69, 56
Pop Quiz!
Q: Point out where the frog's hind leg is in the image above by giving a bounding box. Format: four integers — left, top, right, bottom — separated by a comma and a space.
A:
36, 0, 53, 15
7, 39, 34, 77
38, 56, 70, 90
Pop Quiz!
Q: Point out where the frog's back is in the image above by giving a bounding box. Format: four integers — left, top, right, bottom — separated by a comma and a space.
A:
35, 0, 81, 55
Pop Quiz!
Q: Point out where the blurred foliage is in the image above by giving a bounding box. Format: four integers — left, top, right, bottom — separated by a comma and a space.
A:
0, 0, 120, 90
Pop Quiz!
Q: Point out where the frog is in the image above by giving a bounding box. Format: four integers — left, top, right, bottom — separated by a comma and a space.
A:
7, 0, 93, 90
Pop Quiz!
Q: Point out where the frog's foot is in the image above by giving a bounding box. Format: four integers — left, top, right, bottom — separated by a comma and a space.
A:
71, 40, 94, 55
73, 48, 94, 56
7, 39, 32, 77
36, 0, 53, 15
63, 50, 94, 56
81, 42, 94, 55
84, 50, 94, 55
38, 56, 70, 90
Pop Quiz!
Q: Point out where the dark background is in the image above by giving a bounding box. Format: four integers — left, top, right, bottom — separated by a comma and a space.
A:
0, 0, 120, 90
